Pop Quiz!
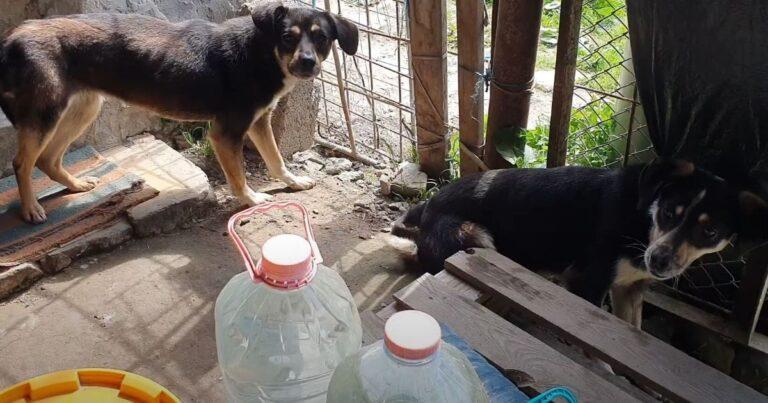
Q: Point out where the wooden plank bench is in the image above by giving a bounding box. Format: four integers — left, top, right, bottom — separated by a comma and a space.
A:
444, 248, 765, 402
366, 248, 765, 403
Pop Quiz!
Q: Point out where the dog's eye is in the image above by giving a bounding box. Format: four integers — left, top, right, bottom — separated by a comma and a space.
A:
703, 226, 719, 240
662, 206, 675, 220
282, 33, 297, 44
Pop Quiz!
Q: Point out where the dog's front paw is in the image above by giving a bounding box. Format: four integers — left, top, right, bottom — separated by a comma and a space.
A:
21, 200, 47, 224
239, 189, 273, 206
285, 174, 316, 190
69, 176, 99, 192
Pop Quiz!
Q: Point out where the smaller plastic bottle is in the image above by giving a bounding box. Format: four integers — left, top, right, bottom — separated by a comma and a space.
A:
327, 310, 489, 403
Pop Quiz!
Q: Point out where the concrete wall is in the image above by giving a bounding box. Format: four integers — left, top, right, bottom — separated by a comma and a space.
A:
0, 0, 319, 174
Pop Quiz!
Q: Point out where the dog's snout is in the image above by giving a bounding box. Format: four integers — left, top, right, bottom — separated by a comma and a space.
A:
298, 52, 316, 69
649, 244, 674, 272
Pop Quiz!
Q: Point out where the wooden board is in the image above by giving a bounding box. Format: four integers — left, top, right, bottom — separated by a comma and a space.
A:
732, 243, 768, 344
394, 273, 644, 402
361, 310, 386, 346
644, 289, 768, 355
446, 248, 766, 402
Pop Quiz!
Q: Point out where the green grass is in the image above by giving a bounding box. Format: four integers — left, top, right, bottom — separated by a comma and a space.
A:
525, 0, 630, 167
180, 122, 215, 158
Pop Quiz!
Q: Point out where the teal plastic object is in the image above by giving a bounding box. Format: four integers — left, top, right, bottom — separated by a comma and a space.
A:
528, 387, 578, 403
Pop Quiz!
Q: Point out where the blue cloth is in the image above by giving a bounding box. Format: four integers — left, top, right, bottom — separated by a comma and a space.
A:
441, 324, 530, 403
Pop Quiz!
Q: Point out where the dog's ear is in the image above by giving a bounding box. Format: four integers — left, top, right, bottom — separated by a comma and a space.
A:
637, 158, 695, 209
273, 5, 289, 27
329, 14, 359, 55
251, 2, 288, 35
738, 191, 768, 239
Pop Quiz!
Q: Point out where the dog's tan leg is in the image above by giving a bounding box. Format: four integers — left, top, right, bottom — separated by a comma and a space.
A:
14, 131, 53, 223
611, 281, 647, 328
247, 110, 316, 190
37, 92, 103, 192
208, 122, 272, 206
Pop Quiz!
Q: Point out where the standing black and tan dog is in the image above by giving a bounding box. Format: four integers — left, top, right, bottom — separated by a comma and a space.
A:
391, 160, 768, 327
0, 3, 357, 223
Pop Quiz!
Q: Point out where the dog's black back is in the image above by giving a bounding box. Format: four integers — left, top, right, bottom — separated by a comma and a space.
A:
400, 166, 645, 272
0, 4, 356, 136
394, 161, 767, 305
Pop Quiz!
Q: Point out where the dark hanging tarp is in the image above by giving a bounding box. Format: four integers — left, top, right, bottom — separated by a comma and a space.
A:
626, 0, 768, 192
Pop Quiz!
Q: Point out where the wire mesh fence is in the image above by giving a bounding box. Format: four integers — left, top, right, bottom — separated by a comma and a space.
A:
297, 0, 417, 164
302, 0, 760, 318
566, 0, 653, 168
566, 0, 753, 314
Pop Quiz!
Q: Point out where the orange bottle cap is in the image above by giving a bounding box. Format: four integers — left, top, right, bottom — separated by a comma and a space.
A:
258, 234, 315, 287
384, 310, 442, 360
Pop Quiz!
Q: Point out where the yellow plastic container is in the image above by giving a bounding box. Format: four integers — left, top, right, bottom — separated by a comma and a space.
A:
0, 368, 180, 403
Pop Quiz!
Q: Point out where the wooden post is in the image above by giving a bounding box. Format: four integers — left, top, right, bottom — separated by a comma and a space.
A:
547, 0, 583, 168
484, 0, 544, 169
409, 0, 448, 178
732, 244, 768, 344
457, 0, 486, 175
324, 0, 357, 156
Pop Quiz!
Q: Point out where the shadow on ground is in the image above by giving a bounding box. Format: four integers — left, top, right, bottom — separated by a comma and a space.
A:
0, 177, 419, 401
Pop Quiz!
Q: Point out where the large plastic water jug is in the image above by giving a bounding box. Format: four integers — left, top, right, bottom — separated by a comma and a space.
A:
327, 310, 489, 402
215, 201, 362, 403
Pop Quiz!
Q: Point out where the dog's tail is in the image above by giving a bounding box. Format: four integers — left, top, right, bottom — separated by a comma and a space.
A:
391, 201, 426, 240
386, 202, 426, 258
390, 201, 497, 273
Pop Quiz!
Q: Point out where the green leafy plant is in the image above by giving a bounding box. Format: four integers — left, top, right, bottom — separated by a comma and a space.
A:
446, 131, 461, 180
181, 122, 215, 158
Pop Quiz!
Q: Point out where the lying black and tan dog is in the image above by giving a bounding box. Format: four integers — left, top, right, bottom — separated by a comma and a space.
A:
392, 160, 767, 326
0, 3, 357, 223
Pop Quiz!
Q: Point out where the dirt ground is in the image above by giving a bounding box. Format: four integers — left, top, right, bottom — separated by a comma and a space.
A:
0, 150, 418, 401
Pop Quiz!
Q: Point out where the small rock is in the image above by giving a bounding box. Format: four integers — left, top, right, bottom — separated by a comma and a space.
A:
0, 263, 44, 299
390, 162, 428, 197
312, 209, 320, 214
292, 149, 323, 164
379, 174, 392, 196
338, 171, 364, 182
380, 228, 391, 233
388, 202, 409, 212
324, 157, 354, 175
38, 252, 73, 274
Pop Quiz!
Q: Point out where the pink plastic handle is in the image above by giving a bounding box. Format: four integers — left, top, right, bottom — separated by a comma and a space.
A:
227, 201, 323, 281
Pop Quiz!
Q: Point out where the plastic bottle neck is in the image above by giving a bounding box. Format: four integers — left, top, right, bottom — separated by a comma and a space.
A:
384, 342, 439, 366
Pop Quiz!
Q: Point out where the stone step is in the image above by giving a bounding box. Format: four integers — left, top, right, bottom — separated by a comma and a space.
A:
0, 134, 216, 299
102, 134, 216, 237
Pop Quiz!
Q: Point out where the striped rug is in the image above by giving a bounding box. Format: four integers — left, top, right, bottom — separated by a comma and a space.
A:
0, 146, 158, 266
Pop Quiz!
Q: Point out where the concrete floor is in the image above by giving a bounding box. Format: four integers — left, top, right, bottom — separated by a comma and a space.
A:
0, 177, 417, 401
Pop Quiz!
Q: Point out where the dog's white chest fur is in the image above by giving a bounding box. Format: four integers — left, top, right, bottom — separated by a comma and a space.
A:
270, 76, 297, 109
252, 76, 297, 123
613, 258, 653, 287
